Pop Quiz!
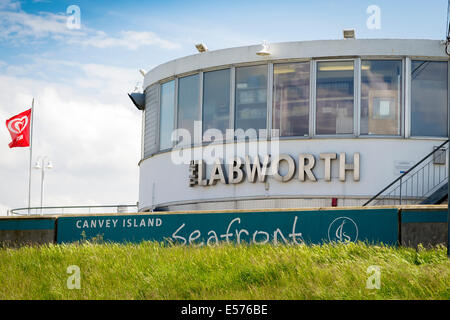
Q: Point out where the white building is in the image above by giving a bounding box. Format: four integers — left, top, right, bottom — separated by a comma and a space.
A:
131, 39, 449, 211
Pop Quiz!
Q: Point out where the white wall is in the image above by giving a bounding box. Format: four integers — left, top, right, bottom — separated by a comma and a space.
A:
138, 138, 447, 210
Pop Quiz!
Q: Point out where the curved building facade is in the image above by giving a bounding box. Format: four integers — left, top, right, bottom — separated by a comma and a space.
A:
135, 39, 449, 211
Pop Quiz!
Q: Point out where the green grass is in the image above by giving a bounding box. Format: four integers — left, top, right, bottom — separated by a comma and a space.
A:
0, 242, 449, 300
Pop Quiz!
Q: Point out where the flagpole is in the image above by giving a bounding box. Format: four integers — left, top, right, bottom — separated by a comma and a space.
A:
27, 98, 34, 215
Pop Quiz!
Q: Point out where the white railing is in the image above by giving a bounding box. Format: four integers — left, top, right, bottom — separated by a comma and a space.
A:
8, 204, 139, 216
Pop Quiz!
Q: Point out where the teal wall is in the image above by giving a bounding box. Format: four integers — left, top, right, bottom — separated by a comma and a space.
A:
56, 208, 399, 245
401, 209, 447, 223
0, 218, 55, 230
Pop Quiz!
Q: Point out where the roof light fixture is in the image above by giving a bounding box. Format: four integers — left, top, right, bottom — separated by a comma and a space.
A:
256, 40, 271, 56
195, 43, 208, 53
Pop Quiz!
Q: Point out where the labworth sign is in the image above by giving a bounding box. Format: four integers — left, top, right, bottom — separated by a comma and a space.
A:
188, 152, 360, 187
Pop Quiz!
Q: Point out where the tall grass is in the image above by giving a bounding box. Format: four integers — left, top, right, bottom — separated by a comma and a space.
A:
0, 242, 448, 300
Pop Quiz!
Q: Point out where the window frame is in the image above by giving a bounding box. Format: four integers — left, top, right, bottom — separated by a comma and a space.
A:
272, 61, 312, 138
313, 58, 357, 138
158, 78, 176, 152
408, 58, 449, 139
176, 72, 201, 147
358, 58, 404, 138
233, 63, 270, 141
201, 67, 232, 142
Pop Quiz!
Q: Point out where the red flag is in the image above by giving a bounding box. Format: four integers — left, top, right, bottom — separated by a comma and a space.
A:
6, 108, 32, 148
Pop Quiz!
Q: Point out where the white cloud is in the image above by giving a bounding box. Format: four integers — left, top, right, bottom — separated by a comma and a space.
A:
0, 61, 142, 210
70, 30, 181, 50
0, 3, 180, 50
0, 0, 20, 11
0, 9, 84, 41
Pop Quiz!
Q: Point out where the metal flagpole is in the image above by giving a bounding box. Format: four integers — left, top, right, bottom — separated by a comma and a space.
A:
447, 0, 450, 258
27, 98, 34, 216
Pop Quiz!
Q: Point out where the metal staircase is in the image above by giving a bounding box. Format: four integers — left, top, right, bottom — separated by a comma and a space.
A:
363, 140, 449, 206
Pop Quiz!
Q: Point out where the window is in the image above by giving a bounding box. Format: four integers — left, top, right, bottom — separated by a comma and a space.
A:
273, 62, 310, 137
235, 65, 267, 134
411, 61, 448, 137
159, 80, 175, 150
202, 69, 230, 136
177, 74, 199, 142
316, 61, 354, 135
361, 60, 402, 135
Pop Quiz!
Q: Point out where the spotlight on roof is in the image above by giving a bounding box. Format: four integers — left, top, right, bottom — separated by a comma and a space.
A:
195, 43, 208, 53
256, 40, 270, 56
139, 69, 146, 77
343, 29, 355, 39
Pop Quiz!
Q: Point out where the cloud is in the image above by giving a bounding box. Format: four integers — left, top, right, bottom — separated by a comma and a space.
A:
0, 2, 180, 50
0, 8, 84, 42
70, 30, 181, 50
0, 60, 142, 210
3, 57, 142, 100
0, 0, 20, 10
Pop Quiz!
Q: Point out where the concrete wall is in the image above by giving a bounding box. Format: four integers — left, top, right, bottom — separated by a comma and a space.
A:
0, 217, 56, 247
401, 208, 448, 248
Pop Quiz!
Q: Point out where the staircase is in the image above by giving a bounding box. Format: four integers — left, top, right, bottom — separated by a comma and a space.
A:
363, 140, 449, 206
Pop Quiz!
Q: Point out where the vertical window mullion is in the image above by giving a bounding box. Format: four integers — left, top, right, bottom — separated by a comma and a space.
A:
174, 77, 178, 135
230, 67, 236, 140
310, 60, 316, 137
141, 107, 145, 159
355, 58, 361, 137
156, 83, 161, 152
267, 63, 273, 137
404, 57, 411, 138
199, 71, 203, 144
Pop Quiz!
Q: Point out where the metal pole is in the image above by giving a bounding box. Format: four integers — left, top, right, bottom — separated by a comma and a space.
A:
447, 16, 450, 256
27, 98, 34, 215
447, 33, 450, 257
40, 160, 44, 216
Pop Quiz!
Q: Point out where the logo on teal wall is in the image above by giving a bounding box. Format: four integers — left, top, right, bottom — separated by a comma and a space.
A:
328, 217, 359, 243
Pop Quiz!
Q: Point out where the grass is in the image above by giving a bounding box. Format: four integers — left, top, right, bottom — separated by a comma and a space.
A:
0, 242, 449, 300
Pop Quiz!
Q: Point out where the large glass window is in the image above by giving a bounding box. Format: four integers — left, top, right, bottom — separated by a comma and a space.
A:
235, 65, 267, 133
316, 61, 354, 135
411, 61, 448, 137
159, 80, 175, 150
361, 60, 402, 135
273, 62, 310, 137
203, 69, 230, 136
177, 74, 199, 141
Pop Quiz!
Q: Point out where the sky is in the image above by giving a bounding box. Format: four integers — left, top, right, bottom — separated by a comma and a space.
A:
0, 0, 448, 215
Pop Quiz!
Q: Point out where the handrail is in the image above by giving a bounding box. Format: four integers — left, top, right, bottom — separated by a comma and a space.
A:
363, 139, 449, 206
9, 204, 138, 216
